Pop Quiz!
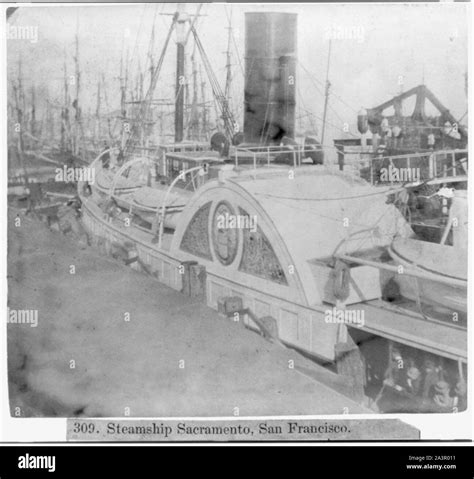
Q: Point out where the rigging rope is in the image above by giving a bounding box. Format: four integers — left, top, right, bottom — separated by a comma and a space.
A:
297, 60, 359, 141
191, 25, 237, 139
298, 58, 359, 116
125, 13, 178, 153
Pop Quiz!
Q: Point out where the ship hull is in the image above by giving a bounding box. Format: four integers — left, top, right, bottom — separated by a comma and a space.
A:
79, 183, 466, 366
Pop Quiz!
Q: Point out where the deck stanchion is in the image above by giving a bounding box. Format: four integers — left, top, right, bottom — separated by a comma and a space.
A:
155, 165, 204, 248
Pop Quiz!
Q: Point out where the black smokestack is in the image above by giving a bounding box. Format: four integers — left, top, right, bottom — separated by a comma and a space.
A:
244, 12, 297, 145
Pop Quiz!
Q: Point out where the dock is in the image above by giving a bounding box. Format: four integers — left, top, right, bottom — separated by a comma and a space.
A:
8, 209, 369, 417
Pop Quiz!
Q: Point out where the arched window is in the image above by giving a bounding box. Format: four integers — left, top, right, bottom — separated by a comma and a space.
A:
180, 202, 212, 260
238, 208, 287, 285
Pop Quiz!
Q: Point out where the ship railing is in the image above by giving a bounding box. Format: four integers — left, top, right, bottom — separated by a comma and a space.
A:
233, 144, 324, 169
334, 252, 466, 289
365, 149, 468, 186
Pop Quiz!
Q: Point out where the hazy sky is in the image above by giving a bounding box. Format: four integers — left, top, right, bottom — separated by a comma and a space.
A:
6, 2, 469, 147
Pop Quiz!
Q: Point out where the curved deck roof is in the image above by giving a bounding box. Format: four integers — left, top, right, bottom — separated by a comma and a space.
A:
172, 166, 411, 306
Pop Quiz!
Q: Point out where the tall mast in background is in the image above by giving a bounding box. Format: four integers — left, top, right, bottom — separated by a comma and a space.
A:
224, 8, 233, 107
174, 4, 188, 143
61, 51, 69, 153
199, 65, 208, 139
321, 39, 331, 146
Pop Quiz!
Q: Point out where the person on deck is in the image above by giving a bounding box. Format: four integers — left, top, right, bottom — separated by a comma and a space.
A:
404, 366, 422, 396
427, 130, 436, 150
452, 380, 467, 412
383, 347, 405, 388
392, 124, 402, 148
432, 380, 454, 411
421, 359, 440, 399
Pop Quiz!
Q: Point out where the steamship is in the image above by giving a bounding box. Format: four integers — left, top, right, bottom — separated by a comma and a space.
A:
78, 9, 467, 412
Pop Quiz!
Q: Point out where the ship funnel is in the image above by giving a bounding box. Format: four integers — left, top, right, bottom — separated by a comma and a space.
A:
244, 12, 297, 145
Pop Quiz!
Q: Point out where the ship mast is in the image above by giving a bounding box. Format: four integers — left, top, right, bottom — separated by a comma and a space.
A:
321, 39, 332, 146
124, 4, 203, 151
30, 84, 36, 138
191, 24, 239, 141
199, 65, 208, 139
224, 8, 233, 104
73, 21, 85, 161
61, 50, 70, 153
148, 20, 156, 87
187, 43, 199, 140
95, 78, 101, 146
13, 56, 28, 184
174, 4, 188, 143
119, 44, 128, 150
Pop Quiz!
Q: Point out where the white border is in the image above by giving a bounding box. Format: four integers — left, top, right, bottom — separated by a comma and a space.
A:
0, 1, 472, 444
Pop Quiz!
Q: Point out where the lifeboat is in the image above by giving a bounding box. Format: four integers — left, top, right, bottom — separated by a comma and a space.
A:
388, 236, 467, 314
115, 186, 191, 230
94, 165, 144, 196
